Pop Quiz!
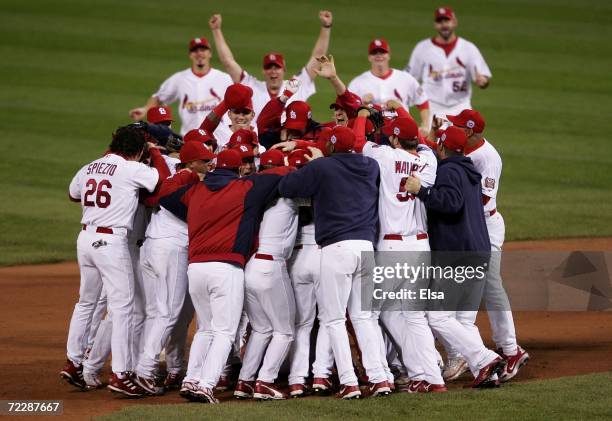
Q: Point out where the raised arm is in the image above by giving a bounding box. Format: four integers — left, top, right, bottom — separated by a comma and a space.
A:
304, 11, 333, 80
314, 55, 346, 95
209, 14, 243, 82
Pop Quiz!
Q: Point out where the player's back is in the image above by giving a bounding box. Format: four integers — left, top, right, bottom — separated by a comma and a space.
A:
257, 198, 299, 260
70, 153, 158, 231
364, 143, 437, 239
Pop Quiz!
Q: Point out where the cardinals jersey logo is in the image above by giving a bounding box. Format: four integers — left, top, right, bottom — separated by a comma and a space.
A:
485, 177, 496, 189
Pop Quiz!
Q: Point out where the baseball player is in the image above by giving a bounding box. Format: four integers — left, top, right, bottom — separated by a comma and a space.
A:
406, 7, 491, 120
129, 36, 233, 135
351, 111, 446, 392
348, 39, 430, 134
232, 149, 298, 400
284, 149, 334, 397
61, 125, 167, 397
278, 126, 392, 399
208, 11, 332, 115
442, 109, 529, 382
134, 142, 215, 395
159, 149, 292, 404
198, 82, 259, 150
403, 126, 506, 388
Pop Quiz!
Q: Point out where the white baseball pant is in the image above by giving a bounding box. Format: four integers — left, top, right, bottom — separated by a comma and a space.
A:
136, 238, 189, 378
377, 235, 444, 385
66, 228, 135, 373
185, 262, 244, 389
443, 212, 518, 358
287, 244, 333, 385
164, 293, 195, 375
239, 255, 296, 383
318, 240, 387, 386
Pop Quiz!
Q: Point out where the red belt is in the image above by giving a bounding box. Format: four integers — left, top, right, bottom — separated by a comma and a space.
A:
254, 253, 274, 261
383, 233, 428, 241
83, 225, 114, 234
488, 208, 497, 217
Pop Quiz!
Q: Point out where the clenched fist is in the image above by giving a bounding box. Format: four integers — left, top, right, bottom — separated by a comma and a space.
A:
403, 176, 421, 194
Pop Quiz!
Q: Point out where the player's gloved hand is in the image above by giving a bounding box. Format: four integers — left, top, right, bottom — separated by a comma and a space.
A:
280, 78, 301, 103
359, 105, 384, 129
129, 107, 146, 121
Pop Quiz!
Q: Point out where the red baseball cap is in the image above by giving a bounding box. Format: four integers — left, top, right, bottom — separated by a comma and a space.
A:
229, 129, 259, 147
147, 106, 173, 124
329, 126, 355, 153
184, 128, 215, 145
447, 109, 485, 134
230, 143, 255, 161
382, 117, 419, 140
189, 37, 210, 51
216, 149, 242, 169
179, 141, 215, 163
368, 38, 390, 54
259, 149, 285, 167
329, 91, 363, 119
438, 126, 467, 153
435, 6, 455, 21
284, 101, 312, 132
288, 149, 310, 168
224, 83, 254, 111
263, 52, 285, 69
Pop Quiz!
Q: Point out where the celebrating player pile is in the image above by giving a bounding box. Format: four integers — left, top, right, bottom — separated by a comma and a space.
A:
61, 7, 528, 403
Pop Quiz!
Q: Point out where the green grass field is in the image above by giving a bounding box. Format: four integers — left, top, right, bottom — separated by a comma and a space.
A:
98, 372, 612, 420
1, 0, 612, 265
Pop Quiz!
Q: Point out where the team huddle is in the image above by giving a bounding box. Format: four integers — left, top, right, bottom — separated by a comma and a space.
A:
60, 7, 529, 403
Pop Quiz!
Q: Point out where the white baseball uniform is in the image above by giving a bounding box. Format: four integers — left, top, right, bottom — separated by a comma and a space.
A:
464, 139, 517, 356
406, 37, 491, 118
154, 68, 233, 135
362, 142, 443, 384
66, 153, 159, 373
136, 158, 194, 380
239, 197, 298, 383
348, 69, 429, 111
240, 67, 316, 116
287, 202, 334, 385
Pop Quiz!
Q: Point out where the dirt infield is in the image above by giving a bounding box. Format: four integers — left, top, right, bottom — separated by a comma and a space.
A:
1, 237, 611, 420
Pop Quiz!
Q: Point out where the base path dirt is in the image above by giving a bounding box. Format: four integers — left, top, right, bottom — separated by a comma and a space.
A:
1, 237, 611, 419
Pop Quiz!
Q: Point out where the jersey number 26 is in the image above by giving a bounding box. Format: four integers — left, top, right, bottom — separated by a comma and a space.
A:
83, 179, 112, 208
